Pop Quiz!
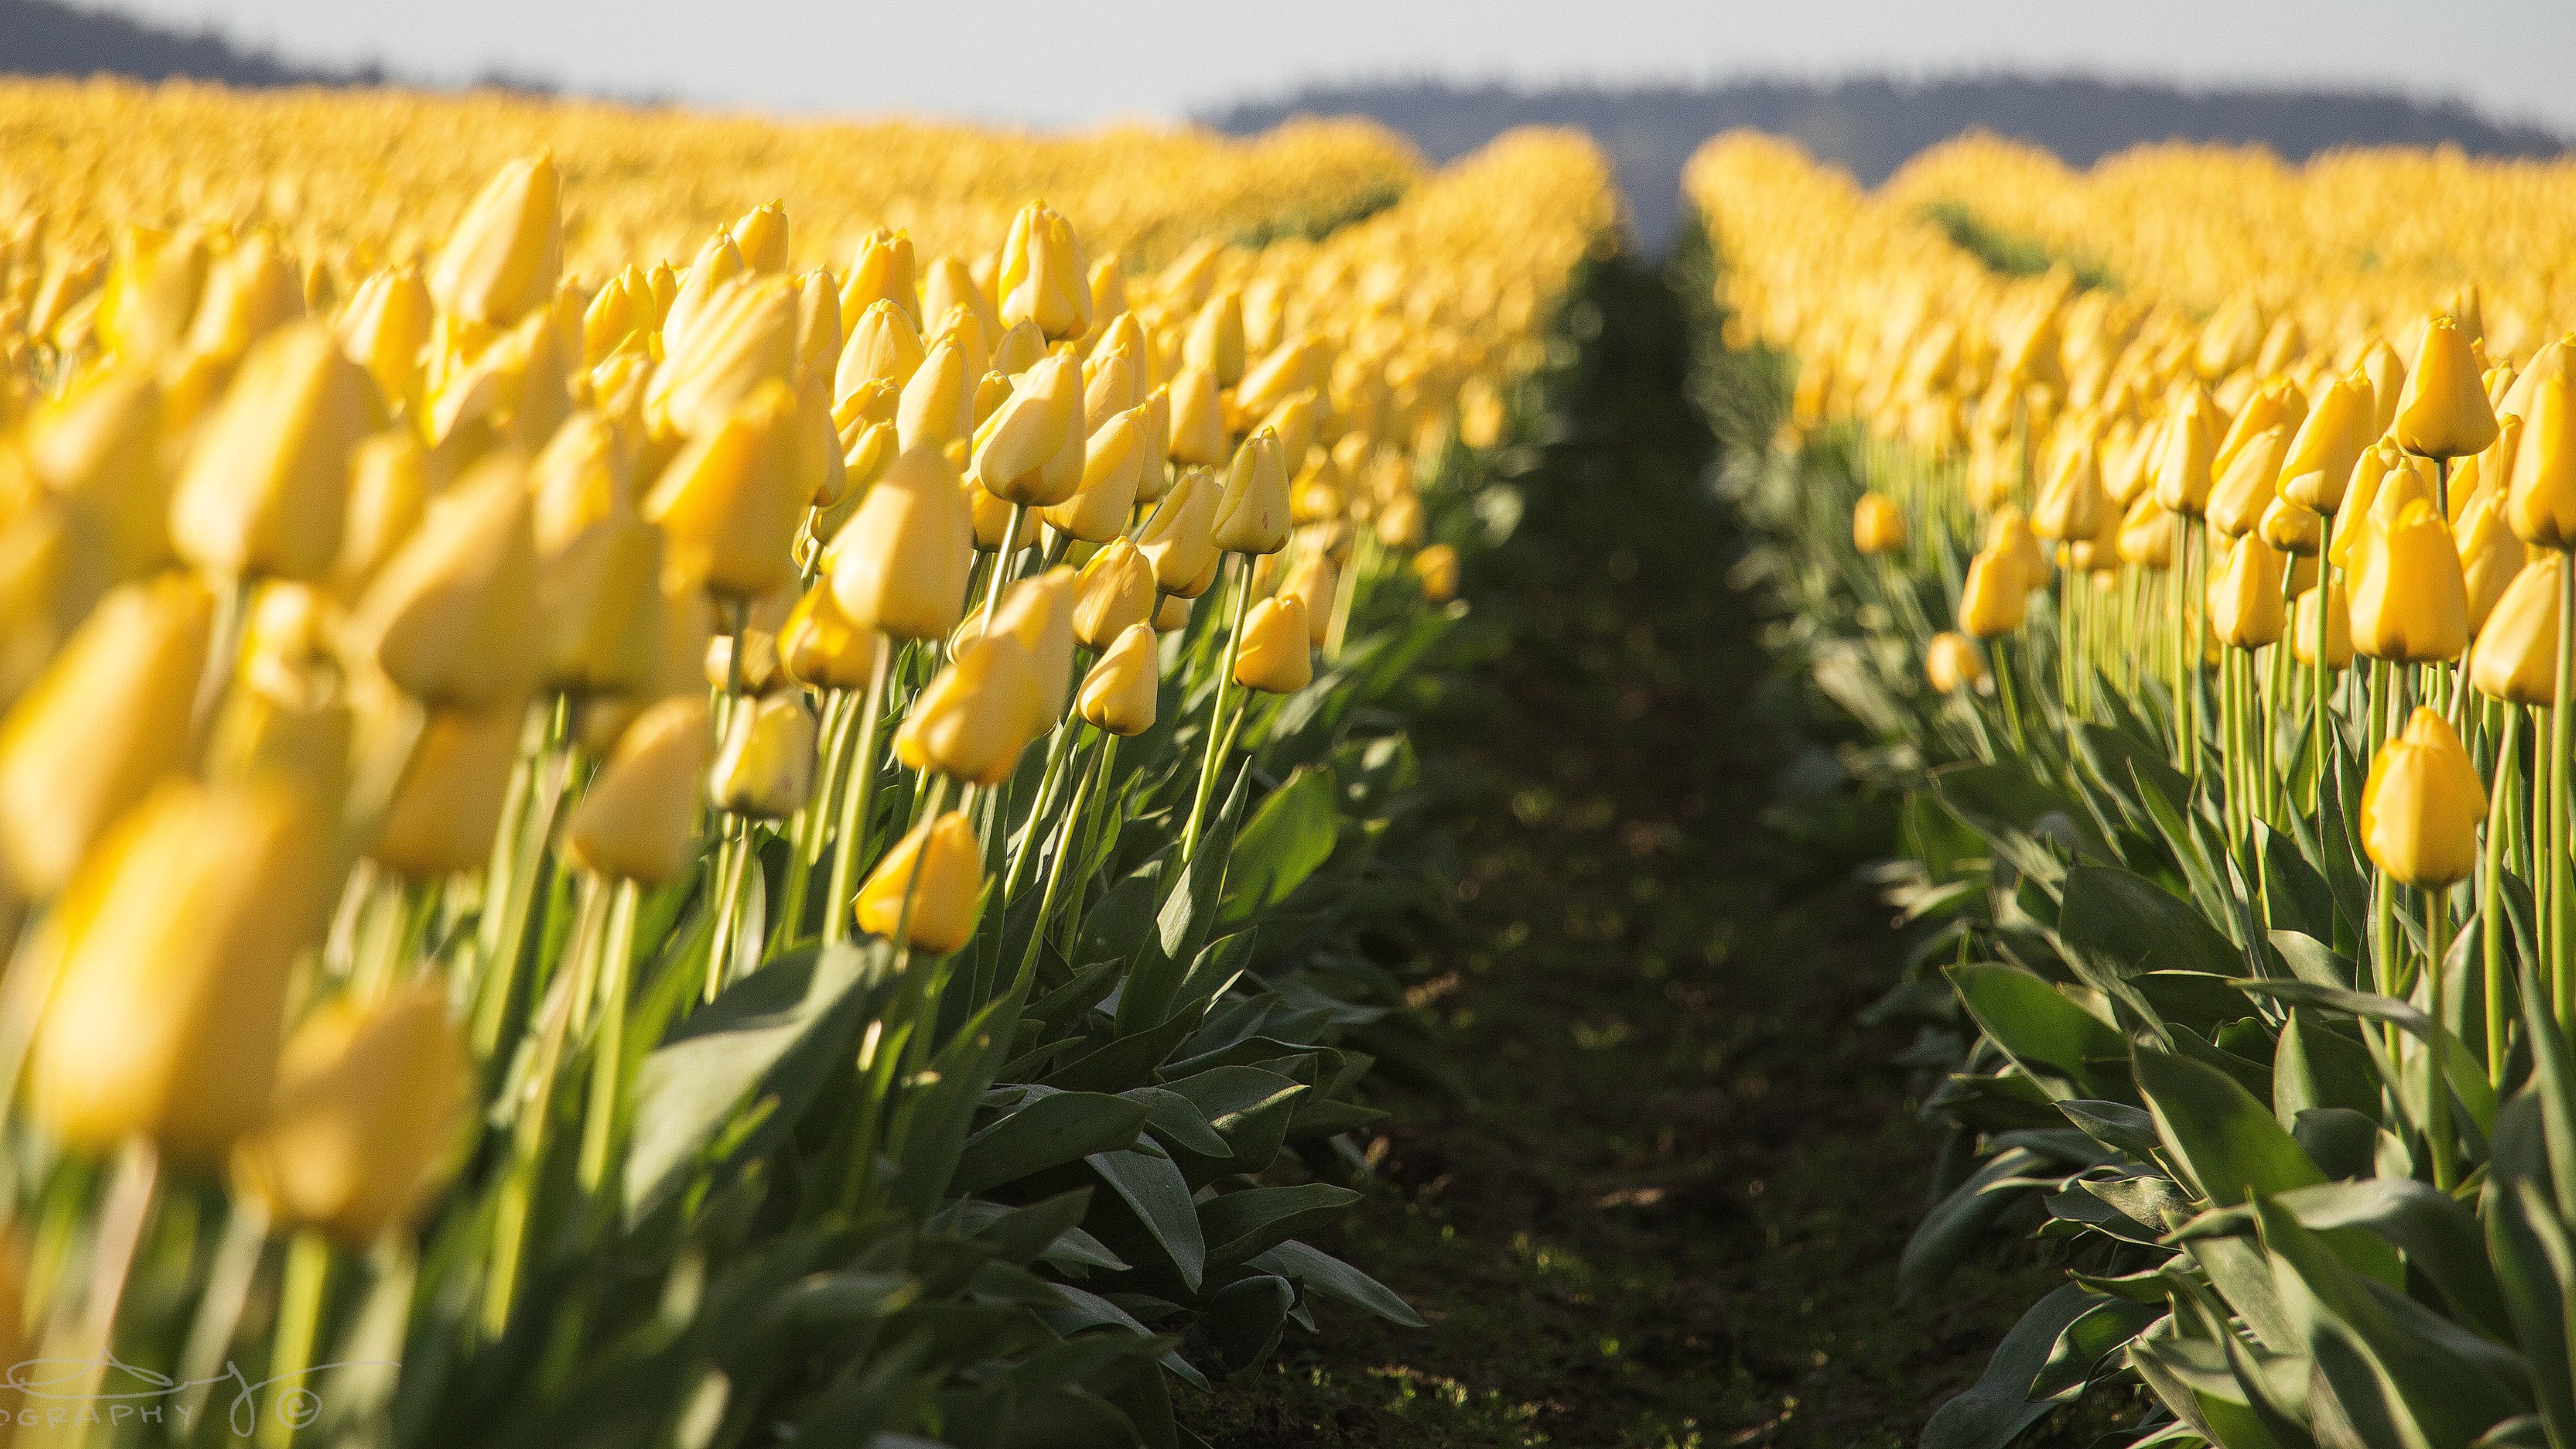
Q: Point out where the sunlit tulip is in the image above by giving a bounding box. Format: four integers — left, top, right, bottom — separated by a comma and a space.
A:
2394, 315, 2500, 460
30, 780, 331, 1163
1000, 203, 1091, 341
854, 811, 983, 954
827, 444, 974, 639
2277, 373, 2374, 512
2508, 366, 2576, 549
1413, 543, 1460, 602
2293, 582, 2354, 671
427, 154, 562, 327
2457, 488, 2531, 635
1140, 467, 1221, 594
2204, 425, 2287, 538
841, 230, 920, 330
1044, 407, 1147, 542
2257, 495, 2322, 555
339, 266, 435, 406
2207, 533, 2286, 648
2153, 387, 2219, 517
170, 322, 373, 580
565, 696, 713, 885
777, 582, 883, 692
1077, 623, 1160, 736
893, 637, 1044, 786
1925, 631, 1985, 693
709, 691, 817, 819
345, 452, 543, 708
645, 380, 807, 600
1234, 596, 1313, 694
2360, 708, 2485, 888
1073, 537, 1157, 648
1167, 364, 1230, 466
233, 986, 470, 1244
1957, 549, 2027, 637
370, 704, 524, 878
984, 566, 1078, 721
1852, 492, 1907, 555
2115, 494, 2176, 569
2349, 499, 2469, 663
1213, 429, 1293, 555
1280, 553, 1338, 645
2471, 555, 2563, 705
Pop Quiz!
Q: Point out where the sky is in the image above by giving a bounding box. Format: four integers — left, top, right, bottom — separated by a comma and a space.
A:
84, 0, 2576, 136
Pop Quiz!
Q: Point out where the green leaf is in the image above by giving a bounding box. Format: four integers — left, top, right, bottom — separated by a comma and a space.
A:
1203, 1275, 1296, 1374
1199, 1183, 1362, 1265
1087, 1148, 1206, 1291
622, 942, 887, 1221
1947, 963, 2125, 1098
2029, 1296, 2164, 1401
2134, 1048, 2324, 1208
1919, 1284, 2095, 1449
2057, 1100, 2159, 1161
2060, 865, 2241, 980
951, 1092, 1152, 1197
1219, 765, 1340, 923
1901, 1147, 2049, 1301
2236, 979, 2498, 1138
1248, 1241, 1425, 1328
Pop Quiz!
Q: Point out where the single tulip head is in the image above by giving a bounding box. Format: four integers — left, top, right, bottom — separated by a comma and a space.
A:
708, 691, 817, 820
2360, 707, 2485, 888
428, 154, 563, 327
855, 810, 983, 955
1072, 536, 1157, 648
2394, 316, 2500, 460
1077, 623, 1160, 735
893, 636, 1043, 786
2350, 498, 2471, 664
1957, 548, 2027, 638
2471, 554, 2563, 706
566, 696, 714, 885
2208, 533, 2288, 649
1852, 491, 1907, 555
1234, 595, 1313, 694
1925, 631, 1985, 694
2294, 581, 2355, 672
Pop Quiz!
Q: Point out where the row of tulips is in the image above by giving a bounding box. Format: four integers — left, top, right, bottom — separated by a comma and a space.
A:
0, 88, 1615, 1449
1690, 132, 2576, 1449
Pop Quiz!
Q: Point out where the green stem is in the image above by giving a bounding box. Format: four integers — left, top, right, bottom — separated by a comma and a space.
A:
2484, 706, 2521, 1086
822, 644, 896, 947
2554, 553, 2574, 1032
579, 879, 640, 1192
2425, 887, 2457, 1192
1182, 555, 1254, 861
256, 1231, 332, 1449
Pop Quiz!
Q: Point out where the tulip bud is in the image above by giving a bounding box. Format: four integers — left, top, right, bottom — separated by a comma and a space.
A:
1925, 631, 1984, 694
232, 987, 469, 1244
645, 380, 806, 601
1234, 596, 1313, 694
1986, 505, 2049, 592
0, 578, 211, 897
2208, 533, 2287, 649
1185, 291, 1246, 386
339, 266, 434, 407
827, 444, 974, 640
1213, 429, 1291, 555
2205, 425, 2288, 539
778, 581, 884, 692
985, 566, 1077, 721
837, 299, 925, 404
1852, 492, 1906, 555
854, 810, 983, 955
2395, 316, 2500, 460
971, 353, 1082, 505
1066, 533, 1148, 644
1238, 340, 1319, 425
2508, 366, 2576, 549
2116, 494, 2176, 569
1378, 490, 1427, 549
1077, 623, 1159, 735
1140, 467, 1221, 594
2328, 441, 2410, 569
2350, 499, 2469, 663
2031, 438, 2109, 542
1134, 386, 1175, 502
1957, 549, 2027, 638
429, 154, 562, 327
2360, 707, 2485, 888
30, 780, 331, 1163
1000, 204, 1091, 342
1279, 553, 1338, 646
1167, 364, 1229, 466
731, 201, 790, 274
2153, 387, 2218, 517
2471, 555, 2563, 705
891, 337, 971, 456
894, 637, 1042, 786
97, 223, 211, 362
920, 254, 996, 343
2457, 487, 2531, 635
2278, 374, 2374, 511
345, 452, 543, 709
648, 277, 798, 442
540, 505, 665, 698
1086, 352, 1141, 432
841, 230, 920, 331
990, 321, 1046, 378
709, 692, 816, 819
1089, 256, 1128, 328
659, 231, 747, 361
369, 703, 523, 878
1044, 407, 1146, 543
171, 322, 372, 581
566, 696, 712, 885
1413, 543, 1460, 602
1153, 592, 1193, 633
2294, 582, 2354, 671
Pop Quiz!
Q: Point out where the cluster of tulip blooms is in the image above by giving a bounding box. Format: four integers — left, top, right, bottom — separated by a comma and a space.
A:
1693, 130, 2576, 1447
0, 86, 1609, 1443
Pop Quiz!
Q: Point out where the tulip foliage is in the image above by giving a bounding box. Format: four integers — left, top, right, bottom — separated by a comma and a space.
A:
0, 80, 1615, 1447
1693, 131, 2576, 1449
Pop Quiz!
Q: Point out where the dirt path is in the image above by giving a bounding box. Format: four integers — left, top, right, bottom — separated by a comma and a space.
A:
1183, 256, 2065, 1448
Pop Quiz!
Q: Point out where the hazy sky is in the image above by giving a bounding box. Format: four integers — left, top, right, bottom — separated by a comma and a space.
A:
88, 0, 2576, 134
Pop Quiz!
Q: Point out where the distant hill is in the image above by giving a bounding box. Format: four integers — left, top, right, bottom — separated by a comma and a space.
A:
1205, 76, 2571, 249
0, 0, 382, 87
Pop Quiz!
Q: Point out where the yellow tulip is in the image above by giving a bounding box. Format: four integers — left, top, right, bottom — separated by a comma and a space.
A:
2349, 498, 2469, 663
2360, 706, 2485, 888
427, 154, 562, 327
2508, 366, 2576, 549
827, 443, 974, 641
170, 321, 374, 581
982, 566, 1078, 721
0, 577, 211, 898
1167, 363, 1230, 466
841, 229, 920, 331
2207, 533, 2287, 648
648, 276, 798, 441
1234, 596, 1314, 694
709, 691, 817, 819
565, 696, 713, 885
2293, 582, 2355, 671
893, 636, 1043, 786
645, 379, 808, 600
1077, 623, 1161, 736
345, 451, 544, 708
1413, 543, 1461, 602
339, 266, 435, 407
854, 810, 983, 955
2257, 495, 2323, 555
837, 299, 926, 402
777, 582, 884, 692
2153, 386, 2219, 517
2457, 487, 2531, 635
1213, 429, 1293, 555
1925, 631, 1985, 693
972, 352, 1083, 506
369, 703, 524, 878
30, 780, 331, 1164
1957, 549, 2027, 637
2204, 424, 2288, 538
1140, 467, 1222, 594
1279, 553, 1338, 645
233, 986, 470, 1245
1072, 537, 1157, 648
2278, 373, 2374, 511
2394, 315, 2500, 460
2115, 494, 2176, 569
999, 203, 1091, 342
1185, 290, 1247, 386
1852, 491, 1907, 555
730, 201, 790, 274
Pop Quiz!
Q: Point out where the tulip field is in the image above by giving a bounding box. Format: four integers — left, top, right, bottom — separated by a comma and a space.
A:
11, 66, 2576, 1449
0, 79, 1621, 1447
1692, 128, 2576, 1447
